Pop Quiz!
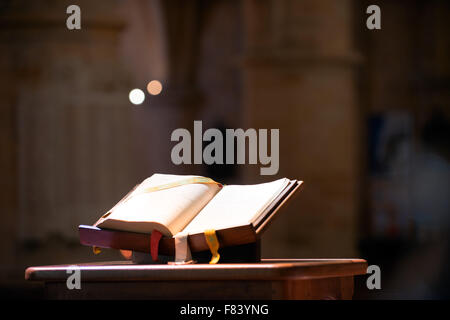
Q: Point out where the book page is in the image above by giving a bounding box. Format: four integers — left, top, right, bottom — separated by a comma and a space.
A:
180, 178, 291, 235
95, 174, 221, 236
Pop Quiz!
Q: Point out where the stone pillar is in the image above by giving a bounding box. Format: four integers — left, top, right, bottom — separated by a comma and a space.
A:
141, 0, 205, 176
242, 0, 361, 257
0, 0, 139, 242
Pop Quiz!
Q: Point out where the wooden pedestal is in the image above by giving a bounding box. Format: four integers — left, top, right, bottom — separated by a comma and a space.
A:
25, 259, 367, 300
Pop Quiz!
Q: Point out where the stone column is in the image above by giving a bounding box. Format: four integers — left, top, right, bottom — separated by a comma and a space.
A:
140, 0, 205, 176
0, 0, 138, 242
242, 0, 361, 257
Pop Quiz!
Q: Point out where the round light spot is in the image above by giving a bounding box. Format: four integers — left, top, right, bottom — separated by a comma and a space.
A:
147, 80, 163, 95
129, 88, 145, 105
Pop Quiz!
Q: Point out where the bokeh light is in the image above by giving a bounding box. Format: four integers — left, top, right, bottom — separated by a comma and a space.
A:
129, 88, 145, 105
147, 80, 163, 95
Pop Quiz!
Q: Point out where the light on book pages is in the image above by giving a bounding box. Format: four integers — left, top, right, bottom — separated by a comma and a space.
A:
129, 88, 145, 105
147, 80, 162, 95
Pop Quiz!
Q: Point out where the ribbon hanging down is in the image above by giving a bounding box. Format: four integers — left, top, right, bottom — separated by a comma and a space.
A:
150, 230, 163, 262
204, 229, 221, 264
170, 232, 195, 265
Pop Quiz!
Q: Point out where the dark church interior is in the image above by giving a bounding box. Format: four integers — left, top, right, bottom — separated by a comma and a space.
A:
0, 0, 449, 300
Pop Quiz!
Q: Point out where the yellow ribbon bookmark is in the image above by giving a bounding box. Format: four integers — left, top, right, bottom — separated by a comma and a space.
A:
204, 229, 220, 264
140, 177, 222, 195
92, 246, 102, 255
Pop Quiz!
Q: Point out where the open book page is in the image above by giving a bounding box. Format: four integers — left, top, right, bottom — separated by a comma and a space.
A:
180, 178, 291, 235
95, 174, 221, 236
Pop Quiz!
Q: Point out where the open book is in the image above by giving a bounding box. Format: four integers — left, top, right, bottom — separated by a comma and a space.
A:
79, 173, 302, 255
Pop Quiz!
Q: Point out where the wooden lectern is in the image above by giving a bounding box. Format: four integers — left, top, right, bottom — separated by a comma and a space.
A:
27, 181, 367, 299
25, 258, 367, 299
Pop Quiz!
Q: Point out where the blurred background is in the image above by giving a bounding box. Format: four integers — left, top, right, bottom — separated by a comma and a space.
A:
0, 0, 449, 299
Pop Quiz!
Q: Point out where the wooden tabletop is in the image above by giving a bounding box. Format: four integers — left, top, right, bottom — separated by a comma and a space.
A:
25, 259, 367, 282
